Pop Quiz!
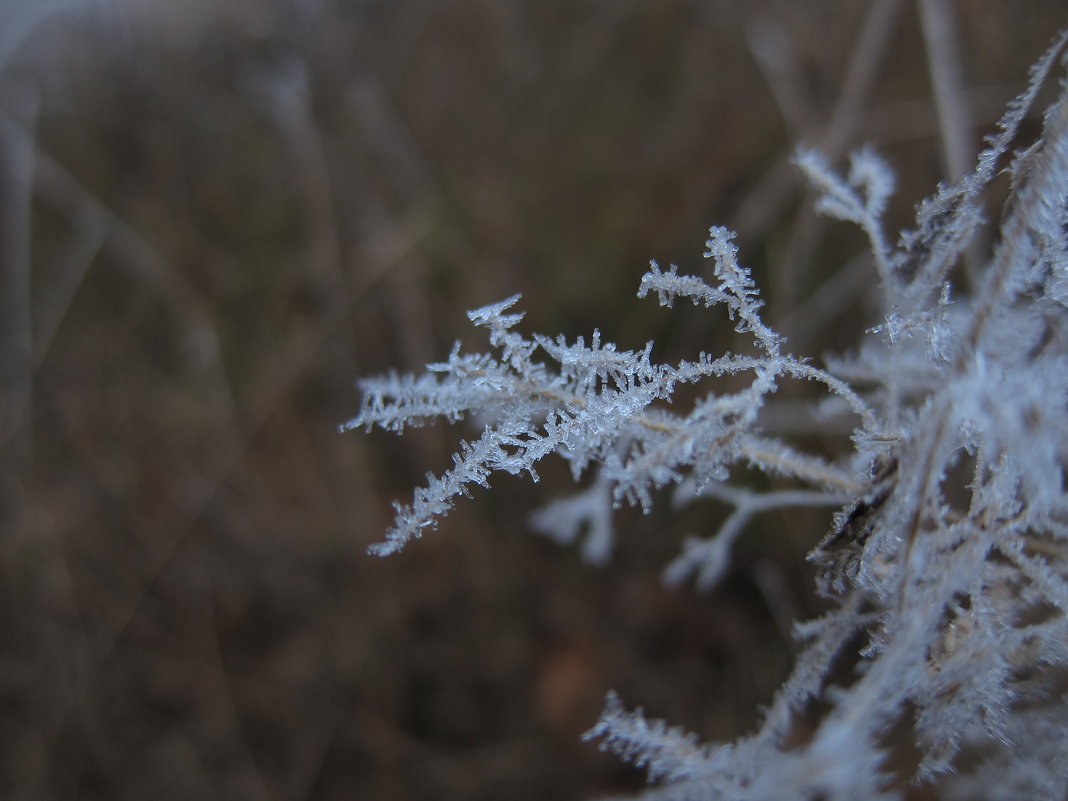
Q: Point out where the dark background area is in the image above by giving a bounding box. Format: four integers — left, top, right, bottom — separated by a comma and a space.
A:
1, 2, 1063, 799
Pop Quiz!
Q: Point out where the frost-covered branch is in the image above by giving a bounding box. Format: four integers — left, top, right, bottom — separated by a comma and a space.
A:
350, 28, 1068, 801
348, 231, 867, 558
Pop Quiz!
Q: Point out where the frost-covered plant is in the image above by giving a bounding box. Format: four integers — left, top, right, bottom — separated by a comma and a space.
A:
346, 31, 1068, 801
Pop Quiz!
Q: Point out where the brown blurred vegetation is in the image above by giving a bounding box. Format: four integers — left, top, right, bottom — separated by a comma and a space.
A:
0, 2, 1063, 799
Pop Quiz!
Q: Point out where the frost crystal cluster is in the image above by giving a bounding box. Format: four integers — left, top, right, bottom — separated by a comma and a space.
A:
346, 32, 1068, 800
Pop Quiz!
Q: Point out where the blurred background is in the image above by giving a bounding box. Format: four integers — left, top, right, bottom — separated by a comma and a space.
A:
1, 1, 1063, 799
